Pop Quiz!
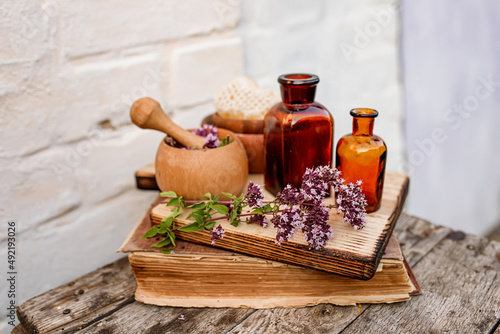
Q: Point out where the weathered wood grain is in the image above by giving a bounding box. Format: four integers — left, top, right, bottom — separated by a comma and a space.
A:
15, 212, 500, 334
16, 257, 136, 333
340, 229, 500, 333
78, 302, 255, 334
151, 172, 409, 280
394, 213, 452, 266
227, 305, 365, 334
228, 215, 500, 334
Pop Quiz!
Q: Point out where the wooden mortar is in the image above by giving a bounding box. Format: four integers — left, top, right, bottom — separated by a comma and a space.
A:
131, 98, 249, 199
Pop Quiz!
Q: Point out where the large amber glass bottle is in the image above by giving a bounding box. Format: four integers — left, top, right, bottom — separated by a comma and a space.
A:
336, 108, 387, 212
264, 74, 334, 196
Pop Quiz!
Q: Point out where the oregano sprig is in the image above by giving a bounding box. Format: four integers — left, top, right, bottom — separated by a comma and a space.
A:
142, 166, 367, 252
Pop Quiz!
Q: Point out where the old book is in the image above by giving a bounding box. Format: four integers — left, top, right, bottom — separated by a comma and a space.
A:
119, 210, 421, 308
146, 170, 409, 280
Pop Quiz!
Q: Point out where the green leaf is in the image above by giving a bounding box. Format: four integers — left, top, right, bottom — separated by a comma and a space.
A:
171, 206, 183, 218
218, 135, 232, 147
167, 197, 179, 206
163, 216, 174, 229
192, 211, 205, 225
151, 237, 172, 248
178, 222, 200, 232
213, 195, 220, 202
205, 221, 216, 230
161, 247, 175, 254
204, 193, 212, 200
166, 229, 176, 247
187, 202, 207, 210
160, 191, 177, 198
222, 192, 238, 200
157, 225, 168, 234
211, 204, 229, 215
230, 210, 237, 222
263, 204, 273, 212
231, 220, 239, 227
252, 207, 264, 215
141, 225, 159, 239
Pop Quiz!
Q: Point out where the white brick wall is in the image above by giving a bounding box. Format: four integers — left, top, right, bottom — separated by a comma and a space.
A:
60, 0, 239, 58
169, 36, 244, 107
0, 0, 242, 331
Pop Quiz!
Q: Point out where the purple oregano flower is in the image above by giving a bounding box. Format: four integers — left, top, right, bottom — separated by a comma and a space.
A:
245, 181, 264, 208
193, 124, 220, 148
153, 165, 366, 251
336, 180, 368, 230
210, 224, 225, 245
243, 165, 367, 250
169, 125, 221, 149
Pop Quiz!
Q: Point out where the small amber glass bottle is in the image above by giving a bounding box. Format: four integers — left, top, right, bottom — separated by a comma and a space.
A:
335, 108, 387, 212
264, 73, 334, 196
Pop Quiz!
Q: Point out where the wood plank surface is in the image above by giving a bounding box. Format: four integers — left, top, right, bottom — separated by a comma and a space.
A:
228, 214, 500, 334
14, 214, 500, 334
340, 228, 500, 333
77, 303, 254, 334
16, 258, 136, 333
150, 172, 409, 280
226, 305, 366, 334
392, 213, 452, 266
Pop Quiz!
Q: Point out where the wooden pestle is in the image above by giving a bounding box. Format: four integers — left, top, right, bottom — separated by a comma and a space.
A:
130, 97, 207, 149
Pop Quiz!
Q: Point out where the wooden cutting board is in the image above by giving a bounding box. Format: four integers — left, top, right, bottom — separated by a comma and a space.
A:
143, 165, 409, 280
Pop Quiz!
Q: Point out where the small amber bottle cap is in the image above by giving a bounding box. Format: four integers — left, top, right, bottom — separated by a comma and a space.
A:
278, 73, 319, 86
350, 108, 379, 118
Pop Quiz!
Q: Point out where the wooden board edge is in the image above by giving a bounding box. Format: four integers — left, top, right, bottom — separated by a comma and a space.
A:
371, 174, 410, 277
151, 217, 377, 280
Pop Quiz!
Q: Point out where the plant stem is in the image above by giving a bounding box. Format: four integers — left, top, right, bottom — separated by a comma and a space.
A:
204, 210, 287, 223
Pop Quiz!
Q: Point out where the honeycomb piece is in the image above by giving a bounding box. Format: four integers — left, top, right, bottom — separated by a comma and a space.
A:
214, 77, 280, 120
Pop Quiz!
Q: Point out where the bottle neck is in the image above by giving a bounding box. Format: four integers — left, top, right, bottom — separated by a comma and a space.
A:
280, 84, 316, 106
353, 117, 374, 136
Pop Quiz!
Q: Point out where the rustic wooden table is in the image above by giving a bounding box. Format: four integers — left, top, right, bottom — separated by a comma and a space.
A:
13, 214, 500, 334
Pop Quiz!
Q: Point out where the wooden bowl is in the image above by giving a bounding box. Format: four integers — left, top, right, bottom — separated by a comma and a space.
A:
203, 114, 265, 173
155, 128, 249, 200
211, 112, 264, 134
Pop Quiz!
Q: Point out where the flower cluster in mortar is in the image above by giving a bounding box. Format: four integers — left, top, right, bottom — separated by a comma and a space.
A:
142, 165, 367, 254
165, 124, 231, 149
